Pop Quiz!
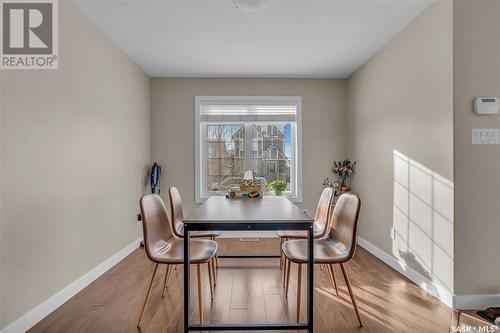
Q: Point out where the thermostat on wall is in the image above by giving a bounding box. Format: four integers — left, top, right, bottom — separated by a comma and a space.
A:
474, 97, 499, 115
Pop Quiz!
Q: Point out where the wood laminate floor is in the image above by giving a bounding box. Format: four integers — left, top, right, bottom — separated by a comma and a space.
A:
30, 246, 459, 332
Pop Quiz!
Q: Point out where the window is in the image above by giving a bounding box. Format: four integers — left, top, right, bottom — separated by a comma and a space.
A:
195, 96, 302, 202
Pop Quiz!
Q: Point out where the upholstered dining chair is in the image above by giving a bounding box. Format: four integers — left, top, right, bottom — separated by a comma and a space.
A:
137, 194, 218, 327
169, 187, 220, 281
278, 187, 334, 290
169, 187, 221, 240
281, 193, 362, 326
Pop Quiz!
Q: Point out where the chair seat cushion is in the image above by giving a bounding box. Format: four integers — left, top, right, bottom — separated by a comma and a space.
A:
281, 239, 350, 264
150, 239, 218, 264
277, 219, 327, 239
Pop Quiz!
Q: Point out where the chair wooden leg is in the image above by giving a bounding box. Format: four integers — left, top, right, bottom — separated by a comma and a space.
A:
279, 238, 284, 270
285, 258, 291, 297
212, 236, 219, 269
340, 263, 362, 327
282, 257, 289, 288
328, 264, 339, 296
215, 257, 218, 280
279, 238, 282, 269
296, 263, 302, 322
211, 257, 217, 286
137, 263, 158, 328
197, 264, 203, 323
162, 264, 172, 297
325, 264, 334, 292
208, 261, 214, 301
281, 238, 288, 287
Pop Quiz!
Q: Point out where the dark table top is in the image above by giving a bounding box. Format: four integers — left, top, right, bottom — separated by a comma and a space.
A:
184, 196, 313, 224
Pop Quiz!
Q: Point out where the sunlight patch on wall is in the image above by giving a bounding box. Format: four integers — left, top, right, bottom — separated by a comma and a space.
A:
392, 150, 454, 295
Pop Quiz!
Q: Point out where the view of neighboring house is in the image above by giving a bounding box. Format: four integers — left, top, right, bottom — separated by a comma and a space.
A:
207, 124, 291, 191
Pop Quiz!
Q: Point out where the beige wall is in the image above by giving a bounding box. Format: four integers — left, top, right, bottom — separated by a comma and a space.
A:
151, 78, 346, 215
0, 1, 150, 328
347, 0, 454, 297
453, 0, 500, 296
0, 67, 3, 329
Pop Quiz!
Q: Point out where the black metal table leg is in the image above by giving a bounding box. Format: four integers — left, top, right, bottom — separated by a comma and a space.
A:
307, 224, 314, 332
184, 226, 190, 332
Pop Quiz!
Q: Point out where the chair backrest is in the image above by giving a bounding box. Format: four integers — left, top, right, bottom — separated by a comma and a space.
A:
168, 186, 184, 238
328, 193, 361, 260
139, 194, 176, 263
313, 187, 334, 237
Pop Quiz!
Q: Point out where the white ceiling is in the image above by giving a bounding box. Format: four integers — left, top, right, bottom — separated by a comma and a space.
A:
73, 0, 433, 78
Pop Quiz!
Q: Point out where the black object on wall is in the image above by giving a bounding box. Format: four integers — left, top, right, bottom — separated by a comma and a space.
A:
151, 162, 162, 194
140, 162, 162, 249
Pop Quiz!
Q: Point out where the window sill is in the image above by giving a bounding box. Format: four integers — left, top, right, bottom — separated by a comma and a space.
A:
196, 192, 302, 204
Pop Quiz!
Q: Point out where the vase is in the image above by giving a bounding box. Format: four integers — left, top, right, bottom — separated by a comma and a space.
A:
274, 190, 283, 196
340, 186, 350, 193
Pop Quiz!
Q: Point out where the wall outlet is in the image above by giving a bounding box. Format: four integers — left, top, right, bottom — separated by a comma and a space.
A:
390, 227, 396, 240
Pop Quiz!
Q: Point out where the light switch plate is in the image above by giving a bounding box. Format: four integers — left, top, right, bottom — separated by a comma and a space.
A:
390, 227, 396, 240
471, 128, 500, 145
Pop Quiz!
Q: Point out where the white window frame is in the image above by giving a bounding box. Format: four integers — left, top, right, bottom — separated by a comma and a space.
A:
195, 96, 303, 203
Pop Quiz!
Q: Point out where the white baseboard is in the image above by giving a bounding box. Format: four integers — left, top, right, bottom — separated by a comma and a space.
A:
1, 238, 142, 333
357, 236, 454, 307
453, 294, 500, 310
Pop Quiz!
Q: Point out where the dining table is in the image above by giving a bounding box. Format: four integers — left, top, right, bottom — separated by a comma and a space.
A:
183, 195, 314, 332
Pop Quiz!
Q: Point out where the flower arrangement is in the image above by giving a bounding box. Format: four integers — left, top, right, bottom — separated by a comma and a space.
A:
323, 159, 356, 195
267, 180, 287, 196
332, 159, 356, 187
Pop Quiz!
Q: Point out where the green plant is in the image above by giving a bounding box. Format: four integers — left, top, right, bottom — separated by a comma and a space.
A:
267, 180, 287, 195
